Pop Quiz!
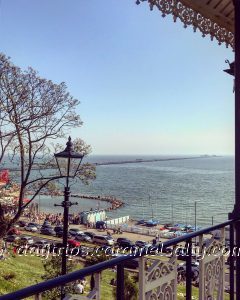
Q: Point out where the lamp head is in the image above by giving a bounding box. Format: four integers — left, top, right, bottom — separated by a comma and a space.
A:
54, 136, 84, 178
224, 60, 234, 76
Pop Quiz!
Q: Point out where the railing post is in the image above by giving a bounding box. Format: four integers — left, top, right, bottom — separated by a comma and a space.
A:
229, 223, 235, 300
139, 257, 146, 300
235, 220, 240, 300
34, 294, 42, 300
94, 272, 101, 300
221, 227, 226, 298
116, 263, 124, 300
198, 234, 204, 300
185, 239, 192, 300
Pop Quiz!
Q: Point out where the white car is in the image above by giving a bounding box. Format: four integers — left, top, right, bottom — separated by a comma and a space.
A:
75, 233, 92, 242
69, 228, 84, 236
135, 240, 152, 248
32, 240, 50, 249
92, 235, 114, 246
20, 236, 34, 245
25, 224, 38, 232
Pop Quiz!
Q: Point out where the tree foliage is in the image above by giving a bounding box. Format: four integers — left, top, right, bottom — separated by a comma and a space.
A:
112, 270, 139, 300
0, 53, 96, 237
41, 256, 75, 300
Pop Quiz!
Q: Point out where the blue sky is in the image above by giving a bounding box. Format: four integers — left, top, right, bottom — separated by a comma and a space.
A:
0, 0, 234, 155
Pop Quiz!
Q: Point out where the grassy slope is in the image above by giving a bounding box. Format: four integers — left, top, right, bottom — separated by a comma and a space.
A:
0, 254, 230, 300
0, 255, 44, 295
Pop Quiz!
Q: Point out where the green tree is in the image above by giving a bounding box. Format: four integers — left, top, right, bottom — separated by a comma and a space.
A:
41, 256, 75, 300
0, 53, 96, 238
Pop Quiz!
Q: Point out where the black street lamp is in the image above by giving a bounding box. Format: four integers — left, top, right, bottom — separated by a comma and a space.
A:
224, 60, 235, 92
224, 60, 235, 76
54, 136, 84, 277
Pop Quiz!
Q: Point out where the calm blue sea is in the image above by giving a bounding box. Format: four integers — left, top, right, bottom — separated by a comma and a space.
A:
38, 155, 234, 228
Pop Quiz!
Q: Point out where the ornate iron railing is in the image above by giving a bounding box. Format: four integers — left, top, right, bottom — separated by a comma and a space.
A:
0, 219, 239, 300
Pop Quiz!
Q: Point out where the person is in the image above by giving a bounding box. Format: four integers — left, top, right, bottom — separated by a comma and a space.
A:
75, 280, 84, 294
80, 277, 87, 287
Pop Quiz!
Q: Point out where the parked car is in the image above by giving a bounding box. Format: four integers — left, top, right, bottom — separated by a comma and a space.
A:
95, 221, 106, 230
20, 236, 34, 245
175, 247, 193, 261
116, 238, 135, 249
54, 226, 63, 233
28, 222, 41, 229
32, 240, 50, 249
49, 242, 64, 253
5, 234, 20, 243
7, 227, 21, 235
84, 232, 96, 239
177, 262, 199, 280
93, 235, 114, 246
68, 239, 81, 248
95, 245, 115, 255
17, 220, 27, 227
75, 233, 92, 242
55, 230, 72, 238
25, 224, 38, 232
42, 221, 52, 227
40, 227, 55, 236
69, 228, 84, 236
116, 237, 128, 244
135, 240, 152, 248
41, 224, 52, 230
50, 242, 87, 257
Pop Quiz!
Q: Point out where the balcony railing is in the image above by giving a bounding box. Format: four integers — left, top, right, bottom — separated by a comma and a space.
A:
0, 219, 239, 300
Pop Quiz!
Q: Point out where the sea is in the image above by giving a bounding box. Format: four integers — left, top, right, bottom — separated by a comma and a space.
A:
36, 155, 234, 228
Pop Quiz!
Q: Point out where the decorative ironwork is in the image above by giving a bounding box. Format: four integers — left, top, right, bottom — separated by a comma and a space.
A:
139, 257, 177, 300
199, 234, 225, 300
136, 0, 234, 48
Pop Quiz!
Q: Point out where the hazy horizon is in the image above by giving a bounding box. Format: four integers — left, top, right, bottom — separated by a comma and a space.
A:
0, 1, 234, 156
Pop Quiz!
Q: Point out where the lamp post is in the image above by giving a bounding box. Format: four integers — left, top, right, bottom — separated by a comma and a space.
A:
54, 136, 84, 277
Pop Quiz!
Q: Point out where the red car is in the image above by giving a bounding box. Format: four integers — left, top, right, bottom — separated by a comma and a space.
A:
7, 228, 21, 235
67, 239, 81, 248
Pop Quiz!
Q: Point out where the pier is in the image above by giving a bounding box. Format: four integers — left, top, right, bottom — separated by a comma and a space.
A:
93, 155, 215, 166
1, 155, 216, 172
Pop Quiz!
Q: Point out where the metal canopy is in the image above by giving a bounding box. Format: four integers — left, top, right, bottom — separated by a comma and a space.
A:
138, 0, 234, 48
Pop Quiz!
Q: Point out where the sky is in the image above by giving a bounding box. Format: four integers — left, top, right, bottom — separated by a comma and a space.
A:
0, 0, 235, 155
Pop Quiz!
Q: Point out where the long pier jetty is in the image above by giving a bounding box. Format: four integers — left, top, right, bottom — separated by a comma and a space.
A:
93, 155, 215, 166
2, 155, 217, 172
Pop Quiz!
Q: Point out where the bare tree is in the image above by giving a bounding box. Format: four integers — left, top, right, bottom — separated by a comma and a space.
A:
0, 53, 95, 238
